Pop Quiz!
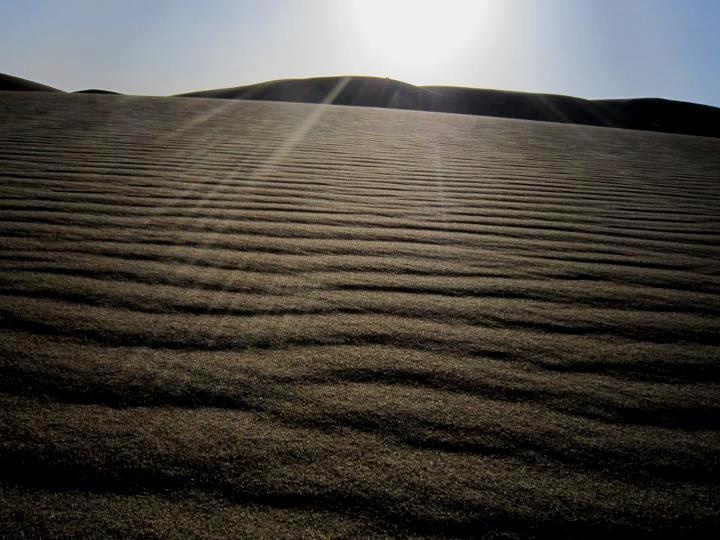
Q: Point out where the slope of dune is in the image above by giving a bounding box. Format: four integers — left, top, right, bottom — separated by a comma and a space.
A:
0, 73, 62, 92
179, 75, 720, 138
1, 91, 719, 537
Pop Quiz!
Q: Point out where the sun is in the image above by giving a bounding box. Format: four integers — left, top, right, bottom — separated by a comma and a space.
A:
348, 0, 488, 78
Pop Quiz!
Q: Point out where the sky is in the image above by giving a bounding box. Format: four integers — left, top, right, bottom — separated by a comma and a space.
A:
1, 0, 718, 106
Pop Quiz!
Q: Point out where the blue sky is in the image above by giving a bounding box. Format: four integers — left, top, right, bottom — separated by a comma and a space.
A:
1, 0, 717, 105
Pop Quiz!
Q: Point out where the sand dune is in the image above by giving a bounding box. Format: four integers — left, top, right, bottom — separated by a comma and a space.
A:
5, 70, 719, 137
1, 91, 719, 537
179, 75, 720, 138
0, 73, 62, 92
73, 89, 122, 95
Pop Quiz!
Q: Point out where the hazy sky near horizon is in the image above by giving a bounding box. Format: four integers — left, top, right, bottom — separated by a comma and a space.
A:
1, 0, 718, 105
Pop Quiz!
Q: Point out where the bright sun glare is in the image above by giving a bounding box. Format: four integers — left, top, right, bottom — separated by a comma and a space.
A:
348, 0, 488, 78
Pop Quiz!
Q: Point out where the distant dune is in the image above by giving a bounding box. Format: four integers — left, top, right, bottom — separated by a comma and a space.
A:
4, 71, 718, 138
179, 75, 720, 138
73, 89, 122, 95
1, 91, 719, 537
0, 73, 62, 92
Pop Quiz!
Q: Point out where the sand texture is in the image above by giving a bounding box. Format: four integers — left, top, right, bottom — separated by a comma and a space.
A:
1, 91, 719, 538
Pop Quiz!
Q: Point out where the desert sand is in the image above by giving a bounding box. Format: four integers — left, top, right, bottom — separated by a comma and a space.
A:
1, 90, 719, 537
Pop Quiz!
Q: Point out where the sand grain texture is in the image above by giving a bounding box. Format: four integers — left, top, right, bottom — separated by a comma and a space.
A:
1, 92, 719, 538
